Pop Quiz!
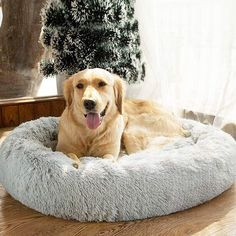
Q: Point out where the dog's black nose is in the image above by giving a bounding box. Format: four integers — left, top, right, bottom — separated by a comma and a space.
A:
84, 99, 96, 110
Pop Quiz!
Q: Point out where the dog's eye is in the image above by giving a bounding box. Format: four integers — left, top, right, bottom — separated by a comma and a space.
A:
98, 81, 107, 87
76, 83, 84, 89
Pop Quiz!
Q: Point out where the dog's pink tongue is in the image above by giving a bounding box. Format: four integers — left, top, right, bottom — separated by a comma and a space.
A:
86, 113, 100, 129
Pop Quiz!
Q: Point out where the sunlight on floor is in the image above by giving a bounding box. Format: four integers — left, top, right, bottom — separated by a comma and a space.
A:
0, 128, 13, 145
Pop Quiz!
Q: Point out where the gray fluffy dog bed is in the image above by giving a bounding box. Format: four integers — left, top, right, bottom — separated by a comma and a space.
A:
0, 117, 236, 222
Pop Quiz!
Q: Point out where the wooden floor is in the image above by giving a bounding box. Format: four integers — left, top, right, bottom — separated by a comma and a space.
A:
0, 128, 12, 145
0, 129, 236, 236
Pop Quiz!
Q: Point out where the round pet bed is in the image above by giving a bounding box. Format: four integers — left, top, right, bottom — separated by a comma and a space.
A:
0, 117, 235, 222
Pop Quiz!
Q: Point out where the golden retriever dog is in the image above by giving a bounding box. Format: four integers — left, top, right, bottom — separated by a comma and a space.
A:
56, 68, 188, 167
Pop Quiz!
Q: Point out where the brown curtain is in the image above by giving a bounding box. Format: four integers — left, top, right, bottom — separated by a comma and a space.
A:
0, 0, 45, 99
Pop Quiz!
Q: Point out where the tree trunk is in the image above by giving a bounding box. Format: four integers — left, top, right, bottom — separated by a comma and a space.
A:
0, 0, 45, 99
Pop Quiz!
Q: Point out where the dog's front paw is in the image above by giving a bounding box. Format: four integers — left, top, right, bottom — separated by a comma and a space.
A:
103, 154, 114, 159
103, 154, 117, 162
67, 153, 79, 160
67, 153, 80, 169
72, 161, 80, 169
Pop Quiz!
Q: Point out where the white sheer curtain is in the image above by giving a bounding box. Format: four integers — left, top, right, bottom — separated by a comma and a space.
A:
128, 0, 236, 129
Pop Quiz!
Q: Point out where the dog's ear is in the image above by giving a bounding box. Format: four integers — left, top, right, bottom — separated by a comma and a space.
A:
64, 77, 74, 106
113, 74, 125, 114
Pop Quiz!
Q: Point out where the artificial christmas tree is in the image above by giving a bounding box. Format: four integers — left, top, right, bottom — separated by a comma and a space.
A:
40, 0, 145, 83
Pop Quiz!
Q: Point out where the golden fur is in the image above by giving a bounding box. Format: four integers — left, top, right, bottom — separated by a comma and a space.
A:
56, 68, 188, 167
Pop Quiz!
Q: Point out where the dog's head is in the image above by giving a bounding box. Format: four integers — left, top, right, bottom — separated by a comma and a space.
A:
64, 68, 125, 130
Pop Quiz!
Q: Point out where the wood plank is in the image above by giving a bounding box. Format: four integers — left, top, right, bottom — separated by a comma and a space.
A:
19, 103, 34, 123
0, 107, 2, 128
50, 100, 65, 117
0, 97, 65, 127
33, 102, 51, 119
1, 105, 19, 127
0, 96, 64, 106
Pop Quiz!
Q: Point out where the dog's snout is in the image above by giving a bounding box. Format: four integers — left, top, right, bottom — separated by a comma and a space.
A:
84, 99, 96, 110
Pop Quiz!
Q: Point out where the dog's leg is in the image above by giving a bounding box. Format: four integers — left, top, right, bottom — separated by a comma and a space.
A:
67, 153, 80, 169
122, 131, 146, 155
103, 154, 117, 162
